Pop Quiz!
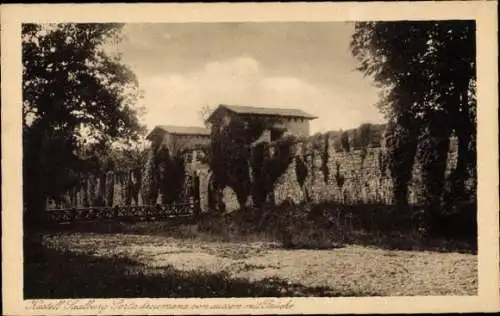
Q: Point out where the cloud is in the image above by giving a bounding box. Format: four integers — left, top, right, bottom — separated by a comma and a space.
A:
137, 56, 384, 134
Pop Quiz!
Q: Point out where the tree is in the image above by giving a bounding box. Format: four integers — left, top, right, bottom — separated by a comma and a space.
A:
351, 21, 476, 216
199, 105, 215, 128
340, 131, 350, 152
358, 123, 373, 149
22, 23, 145, 228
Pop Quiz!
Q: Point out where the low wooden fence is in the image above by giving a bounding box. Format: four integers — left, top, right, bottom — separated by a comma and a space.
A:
45, 200, 200, 223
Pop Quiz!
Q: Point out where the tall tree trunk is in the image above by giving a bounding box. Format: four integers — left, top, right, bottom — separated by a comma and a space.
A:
452, 126, 471, 199
451, 87, 476, 201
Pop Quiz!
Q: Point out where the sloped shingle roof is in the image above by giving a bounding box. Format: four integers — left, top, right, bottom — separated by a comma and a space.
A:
146, 125, 210, 140
207, 104, 317, 123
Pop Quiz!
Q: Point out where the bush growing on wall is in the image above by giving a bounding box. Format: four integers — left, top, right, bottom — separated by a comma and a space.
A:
321, 135, 330, 183
249, 135, 298, 207
250, 142, 268, 208
416, 116, 452, 222
105, 171, 114, 206
265, 136, 295, 186
357, 123, 372, 161
295, 154, 308, 188
340, 131, 350, 152
209, 117, 265, 210
334, 161, 345, 190
156, 146, 186, 204
141, 146, 159, 205
359, 123, 372, 146
384, 120, 418, 208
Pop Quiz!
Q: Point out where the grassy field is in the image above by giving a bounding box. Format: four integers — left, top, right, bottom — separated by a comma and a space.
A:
25, 220, 478, 298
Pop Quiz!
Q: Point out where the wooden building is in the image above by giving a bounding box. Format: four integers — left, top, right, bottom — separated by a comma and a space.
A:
205, 104, 317, 141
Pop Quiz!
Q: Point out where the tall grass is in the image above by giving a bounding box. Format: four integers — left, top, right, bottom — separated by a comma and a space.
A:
44, 201, 476, 253
196, 201, 477, 253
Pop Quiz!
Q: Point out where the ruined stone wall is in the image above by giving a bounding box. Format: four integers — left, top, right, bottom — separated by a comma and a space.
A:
267, 133, 461, 207
192, 132, 462, 213
46, 148, 209, 210
47, 129, 464, 211
47, 168, 143, 209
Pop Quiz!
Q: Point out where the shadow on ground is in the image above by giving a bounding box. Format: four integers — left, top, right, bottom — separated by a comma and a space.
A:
24, 246, 377, 299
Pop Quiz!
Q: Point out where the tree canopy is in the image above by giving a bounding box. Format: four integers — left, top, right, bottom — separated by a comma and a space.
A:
351, 21, 476, 217
351, 21, 475, 124
22, 23, 145, 225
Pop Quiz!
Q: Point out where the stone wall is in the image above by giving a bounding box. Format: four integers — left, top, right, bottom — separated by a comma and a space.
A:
174, 130, 463, 212
46, 148, 207, 210
160, 133, 211, 154
265, 133, 461, 207
47, 128, 466, 212
279, 117, 311, 138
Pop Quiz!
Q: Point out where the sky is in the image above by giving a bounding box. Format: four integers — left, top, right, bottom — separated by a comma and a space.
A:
115, 22, 385, 134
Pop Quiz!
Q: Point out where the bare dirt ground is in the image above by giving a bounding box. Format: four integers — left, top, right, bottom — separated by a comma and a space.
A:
43, 232, 477, 296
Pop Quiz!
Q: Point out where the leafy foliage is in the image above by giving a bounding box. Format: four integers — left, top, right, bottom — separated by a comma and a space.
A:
210, 119, 252, 208
351, 21, 476, 214
383, 120, 418, 207
416, 121, 451, 219
321, 135, 331, 183
141, 146, 159, 205
295, 155, 309, 188
334, 161, 345, 189
250, 143, 269, 207
157, 147, 186, 204
22, 23, 145, 225
199, 105, 216, 128
264, 136, 296, 189
209, 115, 280, 210
340, 131, 350, 152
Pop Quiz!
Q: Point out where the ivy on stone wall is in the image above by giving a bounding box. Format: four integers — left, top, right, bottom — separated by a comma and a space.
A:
377, 150, 389, 176
385, 120, 419, 208
250, 142, 268, 208
132, 168, 142, 205
105, 171, 114, 206
322, 135, 330, 183
157, 146, 186, 204
340, 132, 350, 152
141, 147, 159, 205
209, 116, 281, 210
334, 161, 345, 189
295, 154, 308, 188
416, 120, 451, 219
265, 136, 295, 188
248, 135, 298, 208
123, 171, 132, 205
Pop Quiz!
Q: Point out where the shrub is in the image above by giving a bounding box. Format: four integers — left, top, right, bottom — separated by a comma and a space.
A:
140, 147, 159, 204
322, 134, 330, 183
258, 201, 344, 249
384, 120, 418, 208
340, 131, 350, 152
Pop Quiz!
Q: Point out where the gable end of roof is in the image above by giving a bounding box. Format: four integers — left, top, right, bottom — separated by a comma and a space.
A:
146, 125, 210, 140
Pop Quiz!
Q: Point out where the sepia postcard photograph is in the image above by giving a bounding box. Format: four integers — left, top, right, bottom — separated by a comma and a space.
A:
1, 2, 498, 315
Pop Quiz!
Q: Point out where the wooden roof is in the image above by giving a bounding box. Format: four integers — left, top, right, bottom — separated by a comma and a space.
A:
146, 125, 210, 140
206, 104, 317, 123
